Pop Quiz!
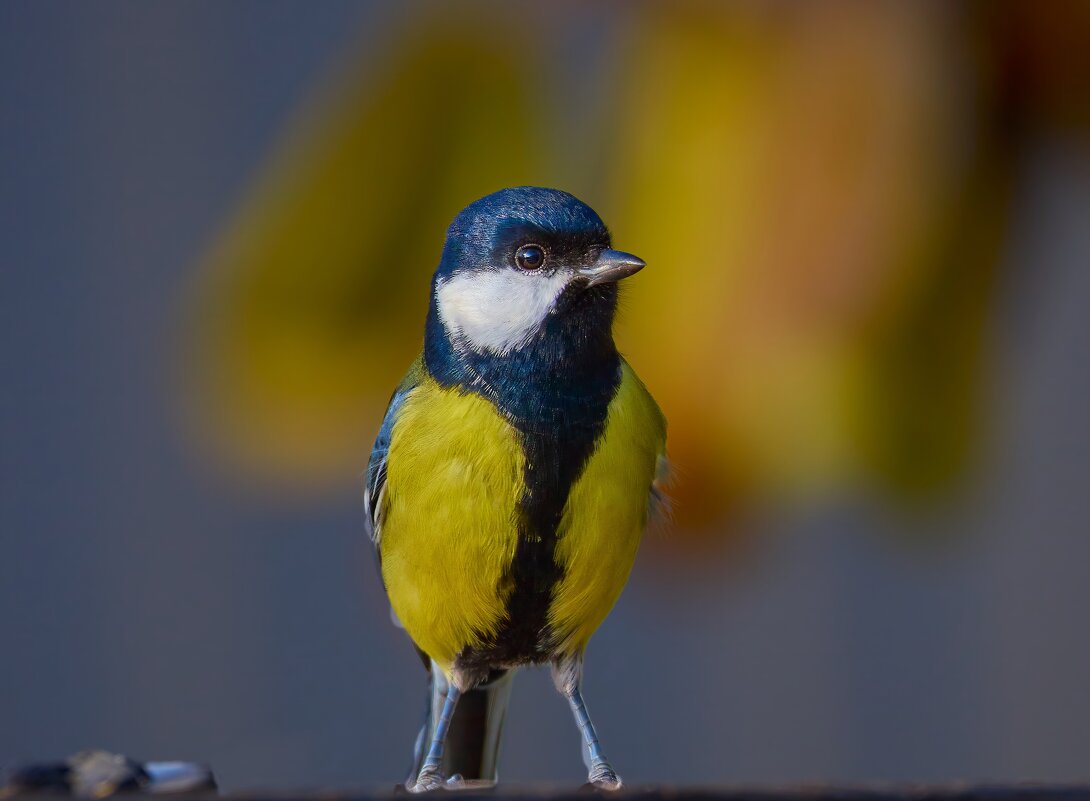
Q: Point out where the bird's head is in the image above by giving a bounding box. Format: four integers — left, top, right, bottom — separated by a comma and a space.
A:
428, 187, 644, 357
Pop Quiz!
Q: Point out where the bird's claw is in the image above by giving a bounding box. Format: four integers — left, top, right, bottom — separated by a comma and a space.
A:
408, 768, 467, 793
587, 760, 623, 791
408, 766, 445, 793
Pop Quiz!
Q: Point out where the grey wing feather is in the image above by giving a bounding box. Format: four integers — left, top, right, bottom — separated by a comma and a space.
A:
364, 364, 422, 549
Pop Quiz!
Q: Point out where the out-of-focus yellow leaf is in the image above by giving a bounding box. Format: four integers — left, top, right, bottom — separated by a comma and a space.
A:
181, 1, 1030, 545
605, 3, 956, 531
853, 63, 1013, 509
183, 9, 549, 490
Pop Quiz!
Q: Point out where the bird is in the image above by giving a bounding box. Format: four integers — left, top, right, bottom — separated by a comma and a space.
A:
364, 187, 667, 792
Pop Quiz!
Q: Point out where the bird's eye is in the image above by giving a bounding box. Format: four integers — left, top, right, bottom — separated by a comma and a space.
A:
514, 244, 545, 271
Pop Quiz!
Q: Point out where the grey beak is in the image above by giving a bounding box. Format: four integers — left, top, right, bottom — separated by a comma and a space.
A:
578, 249, 646, 287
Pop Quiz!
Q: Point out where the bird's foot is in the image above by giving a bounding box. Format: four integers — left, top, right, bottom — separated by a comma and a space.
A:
408, 767, 467, 793
409, 767, 459, 793
587, 760, 622, 791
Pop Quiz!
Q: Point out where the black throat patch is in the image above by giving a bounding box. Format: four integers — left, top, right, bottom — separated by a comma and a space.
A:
425, 282, 621, 675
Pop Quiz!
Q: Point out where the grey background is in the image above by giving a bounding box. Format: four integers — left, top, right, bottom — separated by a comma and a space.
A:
2, 2, 1089, 790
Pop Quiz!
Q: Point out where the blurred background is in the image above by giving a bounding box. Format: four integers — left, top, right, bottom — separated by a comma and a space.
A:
3, 0, 1090, 789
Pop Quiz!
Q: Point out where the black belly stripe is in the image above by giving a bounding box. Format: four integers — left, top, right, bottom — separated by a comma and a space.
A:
452, 375, 617, 678
424, 280, 622, 677
492, 411, 610, 664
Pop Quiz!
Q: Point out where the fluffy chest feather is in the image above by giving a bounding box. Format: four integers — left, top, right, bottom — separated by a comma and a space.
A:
375, 358, 666, 674
379, 374, 525, 668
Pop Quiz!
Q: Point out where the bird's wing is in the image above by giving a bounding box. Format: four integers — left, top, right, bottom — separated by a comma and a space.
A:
648, 450, 673, 525
365, 356, 426, 550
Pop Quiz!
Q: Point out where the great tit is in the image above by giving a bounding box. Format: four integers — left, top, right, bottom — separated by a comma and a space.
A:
365, 187, 667, 792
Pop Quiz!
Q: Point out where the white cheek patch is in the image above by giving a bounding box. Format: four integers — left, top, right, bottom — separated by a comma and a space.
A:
436, 269, 571, 355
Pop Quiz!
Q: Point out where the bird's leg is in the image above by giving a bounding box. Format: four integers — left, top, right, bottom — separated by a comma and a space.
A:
551, 654, 622, 790
410, 680, 462, 792
568, 685, 622, 789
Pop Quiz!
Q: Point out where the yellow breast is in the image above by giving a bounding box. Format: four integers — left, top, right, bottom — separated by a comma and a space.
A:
548, 361, 667, 654
379, 374, 524, 670
378, 361, 666, 672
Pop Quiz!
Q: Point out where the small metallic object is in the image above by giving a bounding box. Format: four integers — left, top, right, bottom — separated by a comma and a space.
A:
1, 751, 216, 797
141, 763, 216, 795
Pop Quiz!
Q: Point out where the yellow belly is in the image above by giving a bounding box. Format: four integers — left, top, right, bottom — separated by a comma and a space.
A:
379, 362, 666, 671
548, 362, 666, 653
379, 375, 524, 669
